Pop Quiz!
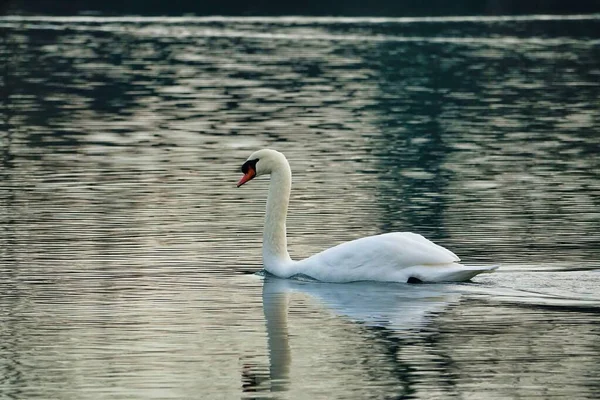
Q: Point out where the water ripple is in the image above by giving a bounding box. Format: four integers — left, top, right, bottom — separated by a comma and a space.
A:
1, 15, 599, 400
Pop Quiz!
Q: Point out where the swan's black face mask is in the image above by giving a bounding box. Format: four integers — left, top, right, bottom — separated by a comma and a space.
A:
237, 158, 259, 187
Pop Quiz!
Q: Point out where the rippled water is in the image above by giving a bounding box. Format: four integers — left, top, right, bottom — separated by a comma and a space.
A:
1, 14, 599, 399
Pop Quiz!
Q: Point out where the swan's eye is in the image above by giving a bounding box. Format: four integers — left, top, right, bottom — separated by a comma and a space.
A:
241, 158, 259, 174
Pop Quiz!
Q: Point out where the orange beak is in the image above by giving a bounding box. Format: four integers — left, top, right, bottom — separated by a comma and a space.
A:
237, 168, 256, 187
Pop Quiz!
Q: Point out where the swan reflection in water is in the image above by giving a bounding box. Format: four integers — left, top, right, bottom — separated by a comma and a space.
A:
242, 274, 462, 395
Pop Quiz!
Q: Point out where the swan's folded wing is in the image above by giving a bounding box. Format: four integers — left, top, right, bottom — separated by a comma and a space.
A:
313, 232, 459, 271
388, 232, 460, 264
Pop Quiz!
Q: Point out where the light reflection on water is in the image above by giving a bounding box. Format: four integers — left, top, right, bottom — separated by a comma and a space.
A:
1, 15, 599, 399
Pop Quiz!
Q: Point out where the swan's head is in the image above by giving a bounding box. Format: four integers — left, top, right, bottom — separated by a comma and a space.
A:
237, 149, 287, 187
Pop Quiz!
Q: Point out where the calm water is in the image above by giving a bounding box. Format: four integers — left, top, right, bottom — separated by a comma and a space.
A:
1, 14, 600, 399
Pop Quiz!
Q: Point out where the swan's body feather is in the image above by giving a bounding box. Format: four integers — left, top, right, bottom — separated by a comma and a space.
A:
293, 232, 462, 282
292, 232, 496, 283
238, 149, 498, 283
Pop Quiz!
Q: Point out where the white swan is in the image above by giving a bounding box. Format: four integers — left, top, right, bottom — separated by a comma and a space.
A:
237, 149, 497, 283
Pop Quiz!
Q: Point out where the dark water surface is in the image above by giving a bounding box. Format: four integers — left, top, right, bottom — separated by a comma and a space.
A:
1, 14, 600, 399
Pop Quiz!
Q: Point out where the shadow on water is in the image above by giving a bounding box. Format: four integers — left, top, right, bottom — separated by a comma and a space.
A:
0, 24, 17, 283
369, 41, 452, 238
3, 0, 600, 17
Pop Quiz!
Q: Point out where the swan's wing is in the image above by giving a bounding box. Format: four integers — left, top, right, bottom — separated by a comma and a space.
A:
385, 232, 460, 264
296, 232, 460, 282
325, 232, 458, 266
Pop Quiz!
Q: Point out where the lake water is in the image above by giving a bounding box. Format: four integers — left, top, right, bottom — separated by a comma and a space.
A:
1, 14, 599, 399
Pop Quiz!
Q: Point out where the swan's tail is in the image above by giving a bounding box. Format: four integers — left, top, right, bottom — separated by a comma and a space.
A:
410, 264, 498, 283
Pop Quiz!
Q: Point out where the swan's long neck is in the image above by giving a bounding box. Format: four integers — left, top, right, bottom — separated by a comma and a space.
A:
263, 162, 293, 277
